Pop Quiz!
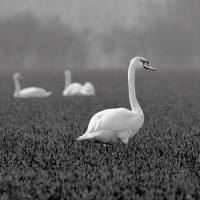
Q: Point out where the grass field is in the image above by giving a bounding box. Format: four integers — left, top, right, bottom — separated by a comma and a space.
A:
0, 69, 200, 200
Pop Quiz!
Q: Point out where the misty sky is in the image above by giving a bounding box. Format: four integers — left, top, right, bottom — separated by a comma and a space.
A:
0, 0, 199, 69
0, 0, 174, 31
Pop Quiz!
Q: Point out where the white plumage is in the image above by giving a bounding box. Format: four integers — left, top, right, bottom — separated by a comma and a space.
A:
13, 73, 52, 98
81, 82, 95, 96
62, 70, 95, 96
77, 57, 156, 144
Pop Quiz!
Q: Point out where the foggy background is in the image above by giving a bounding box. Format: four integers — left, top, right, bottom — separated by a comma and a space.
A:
0, 0, 199, 70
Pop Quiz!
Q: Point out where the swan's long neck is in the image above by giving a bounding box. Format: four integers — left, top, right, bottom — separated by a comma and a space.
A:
13, 76, 21, 96
128, 63, 143, 115
65, 71, 71, 88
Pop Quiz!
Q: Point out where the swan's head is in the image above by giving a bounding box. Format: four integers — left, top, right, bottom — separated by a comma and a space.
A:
131, 57, 156, 71
13, 73, 22, 79
64, 70, 71, 76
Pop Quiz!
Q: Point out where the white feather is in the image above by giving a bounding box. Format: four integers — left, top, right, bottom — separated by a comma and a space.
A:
62, 70, 95, 96
13, 73, 52, 98
77, 57, 156, 144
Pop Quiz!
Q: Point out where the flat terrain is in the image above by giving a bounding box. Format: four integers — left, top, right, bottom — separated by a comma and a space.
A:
0, 69, 200, 200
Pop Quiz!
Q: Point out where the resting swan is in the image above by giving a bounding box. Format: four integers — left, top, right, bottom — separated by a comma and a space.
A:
13, 73, 52, 98
81, 82, 95, 96
62, 70, 95, 96
77, 57, 156, 144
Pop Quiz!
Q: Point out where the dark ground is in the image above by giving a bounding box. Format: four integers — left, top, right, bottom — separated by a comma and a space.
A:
0, 69, 200, 200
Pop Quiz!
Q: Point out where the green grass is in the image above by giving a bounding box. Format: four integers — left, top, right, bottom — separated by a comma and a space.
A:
0, 69, 200, 200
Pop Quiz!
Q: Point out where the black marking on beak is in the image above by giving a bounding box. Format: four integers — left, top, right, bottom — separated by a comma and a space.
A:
144, 65, 156, 71
140, 59, 148, 68
140, 59, 156, 71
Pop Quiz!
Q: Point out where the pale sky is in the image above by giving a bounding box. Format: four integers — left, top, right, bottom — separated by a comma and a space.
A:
0, 0, 173, 31
0, 0, 199, 69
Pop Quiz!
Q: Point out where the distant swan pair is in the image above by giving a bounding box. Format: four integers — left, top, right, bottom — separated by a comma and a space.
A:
13, 70, 95, 98
62, 70, 95, 96
77, 57, 156, 145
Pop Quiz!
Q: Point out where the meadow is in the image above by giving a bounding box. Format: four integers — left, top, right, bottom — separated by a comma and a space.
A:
0, 69, 200, 200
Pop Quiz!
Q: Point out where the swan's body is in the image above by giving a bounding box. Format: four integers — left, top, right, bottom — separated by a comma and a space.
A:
77, 57, 156, 144
62, 70, 83, 96
81, 82, 95, 96
13, 73, 52, 98
62, 70, 95, 96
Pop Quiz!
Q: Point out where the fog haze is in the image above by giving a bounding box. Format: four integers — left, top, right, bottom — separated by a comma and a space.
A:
0, 0, 199, 69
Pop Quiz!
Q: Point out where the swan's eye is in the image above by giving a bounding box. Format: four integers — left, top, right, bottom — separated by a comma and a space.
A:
140, 60, 149, 65
140, 59, 150, 69
140, 60, 144, 64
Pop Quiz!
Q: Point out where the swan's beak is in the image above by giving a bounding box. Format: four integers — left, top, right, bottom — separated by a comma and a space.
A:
144, 64, 156, 71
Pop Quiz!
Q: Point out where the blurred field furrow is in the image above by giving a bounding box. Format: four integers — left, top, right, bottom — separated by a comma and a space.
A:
0, 70, 200, 200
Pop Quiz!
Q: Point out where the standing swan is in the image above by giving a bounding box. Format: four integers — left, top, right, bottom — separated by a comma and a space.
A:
62, 70, 95, 96
13, 73, 52, 98
77, 57, 156, 144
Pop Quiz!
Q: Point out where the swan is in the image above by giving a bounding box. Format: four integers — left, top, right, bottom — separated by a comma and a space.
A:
81, 82, 95, 96
62, 70, 95, 96
77, 57, 156, 144
13, 73, 52, 98
62, 70, 83, 96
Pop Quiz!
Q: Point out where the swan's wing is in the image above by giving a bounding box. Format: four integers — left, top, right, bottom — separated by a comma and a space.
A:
86, 111, 103, 133
20, 87, 46, 94
86, 108, 142, 133
63, 83, 83, 95
84, 82, 94, 88
86, 109, 116, 133
70, 83, 83, 88
82, 82, 95, 95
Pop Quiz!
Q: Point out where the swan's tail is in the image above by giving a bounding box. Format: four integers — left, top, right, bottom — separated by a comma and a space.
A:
77, 131, 100, 141
77, 130, 120, 144
46, 91, 52, 97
